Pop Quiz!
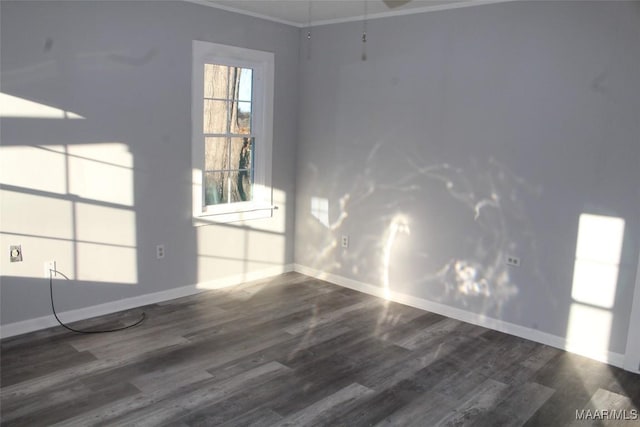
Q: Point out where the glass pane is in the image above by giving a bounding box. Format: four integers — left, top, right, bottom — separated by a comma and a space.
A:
204, 137, 229, 171
229, 170, 253, 203
204, 100, 229, 134
229, 101, 251, 134
237, 68, 252, 101
204, 64, 229, 99
230, 137, 253, 172
204, 171, 229, 205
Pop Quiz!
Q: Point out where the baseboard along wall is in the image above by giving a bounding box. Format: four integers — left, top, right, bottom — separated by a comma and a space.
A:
0, 264, 294, 339
293, 264, 626, 370
0, 262, 628, 372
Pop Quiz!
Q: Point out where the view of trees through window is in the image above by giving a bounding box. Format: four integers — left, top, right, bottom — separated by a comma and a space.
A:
203, 64, 254, 205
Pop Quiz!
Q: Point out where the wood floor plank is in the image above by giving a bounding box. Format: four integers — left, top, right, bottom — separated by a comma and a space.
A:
86, 333, 190, 360
62, 361, 289, 427
2, 380, 140, 427
524, 352, 616, 427
272, 383, 375, 427
2, 272, 639, 427
2, 341, 83, 368
374, 390, 455, 427
390, 315, 458, 350
283, 298, 382, 335
130, 369, 214, 394
183, 286, 363, 342
568, 388, 639, 427
472, 381, 555, 427
66, 305, 227, 353
203, 325, 353, 385
433, 378, 509, 426
160, 363, 315, 426
219, 408, 284, 427
131, 326, 329, 395
492, 344, 561, 387
360, 323, 484, 391
0, 348, 98, 388
311, 378, 426, 426
111, 329, 295, 394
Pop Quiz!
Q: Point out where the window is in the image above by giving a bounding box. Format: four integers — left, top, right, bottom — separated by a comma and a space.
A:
192, 41, 274, 224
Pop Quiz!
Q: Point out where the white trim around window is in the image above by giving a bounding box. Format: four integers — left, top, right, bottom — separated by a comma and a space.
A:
192, 40, 274, 225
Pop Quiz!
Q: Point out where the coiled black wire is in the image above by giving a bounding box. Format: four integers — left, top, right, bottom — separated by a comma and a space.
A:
49, 269, 145, 334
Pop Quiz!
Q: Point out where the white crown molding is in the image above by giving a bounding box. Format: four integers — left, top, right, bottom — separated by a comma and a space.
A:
184, 0, 517, 28
184, 0, 302, 27
308, 0, 516, 27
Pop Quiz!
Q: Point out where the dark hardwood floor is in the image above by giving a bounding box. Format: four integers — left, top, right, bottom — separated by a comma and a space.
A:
1, 272, 639, 426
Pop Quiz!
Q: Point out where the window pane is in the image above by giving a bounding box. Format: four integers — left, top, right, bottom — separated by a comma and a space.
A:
204, 64, 229, 99
230, 137, 253, 172
204, 100, 229, 134
204, 137, 229, 171
204, 171, 229, 205
229, 170, 253, 203
232, 102, 252, 134
237, 68, 252, 101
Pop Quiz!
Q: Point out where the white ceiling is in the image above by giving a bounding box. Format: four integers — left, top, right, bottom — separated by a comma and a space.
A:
196, 0, 506, 27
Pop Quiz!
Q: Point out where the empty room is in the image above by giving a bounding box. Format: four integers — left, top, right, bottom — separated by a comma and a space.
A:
1, 0, 640, 425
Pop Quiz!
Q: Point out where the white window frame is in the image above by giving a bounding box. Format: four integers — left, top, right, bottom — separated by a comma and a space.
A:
192, 40, 274, 224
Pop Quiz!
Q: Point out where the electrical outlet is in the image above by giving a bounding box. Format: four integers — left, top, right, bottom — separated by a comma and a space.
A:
341, 235, 349, 249
44, 260, 56, 278
156, 244, 165, 259
506, 256, 521, 267
10, 245, 23, 262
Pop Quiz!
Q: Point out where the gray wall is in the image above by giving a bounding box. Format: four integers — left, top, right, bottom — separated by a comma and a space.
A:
295, 1, 640, 354
0, 1, 299, 325
2, 0, 639, 359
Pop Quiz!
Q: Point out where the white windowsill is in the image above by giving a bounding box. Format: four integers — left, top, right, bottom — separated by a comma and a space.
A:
193, 202, 275, 226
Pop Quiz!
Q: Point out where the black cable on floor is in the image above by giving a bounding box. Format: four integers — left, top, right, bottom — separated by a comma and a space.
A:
49, 269, 146, 334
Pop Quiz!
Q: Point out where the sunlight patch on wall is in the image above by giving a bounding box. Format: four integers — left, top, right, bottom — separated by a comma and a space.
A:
0, 234, 75, 279
0, 191, 73, 240
571, 214, 624, 309
381, 214, 410, 300
244, 189, 287, 235
0, 93, 85, 119
67, 144, 134, 207
0, 146, 67, 194
567, 304, 613, 362
571, 263, 620, 309
196, 189, 286, 289
311, 197, 330, 228
196, 227, 285, 289
197, 225, 253, 286
0, 142, 138, 284
566, 214, 625, 361
454, 260, 490, 297
74, 202, 138, 284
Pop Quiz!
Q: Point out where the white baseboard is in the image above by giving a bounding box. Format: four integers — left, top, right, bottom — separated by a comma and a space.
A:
0, 264, 294, 339
1, 262, 627, 370
293, 264, 626, 369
